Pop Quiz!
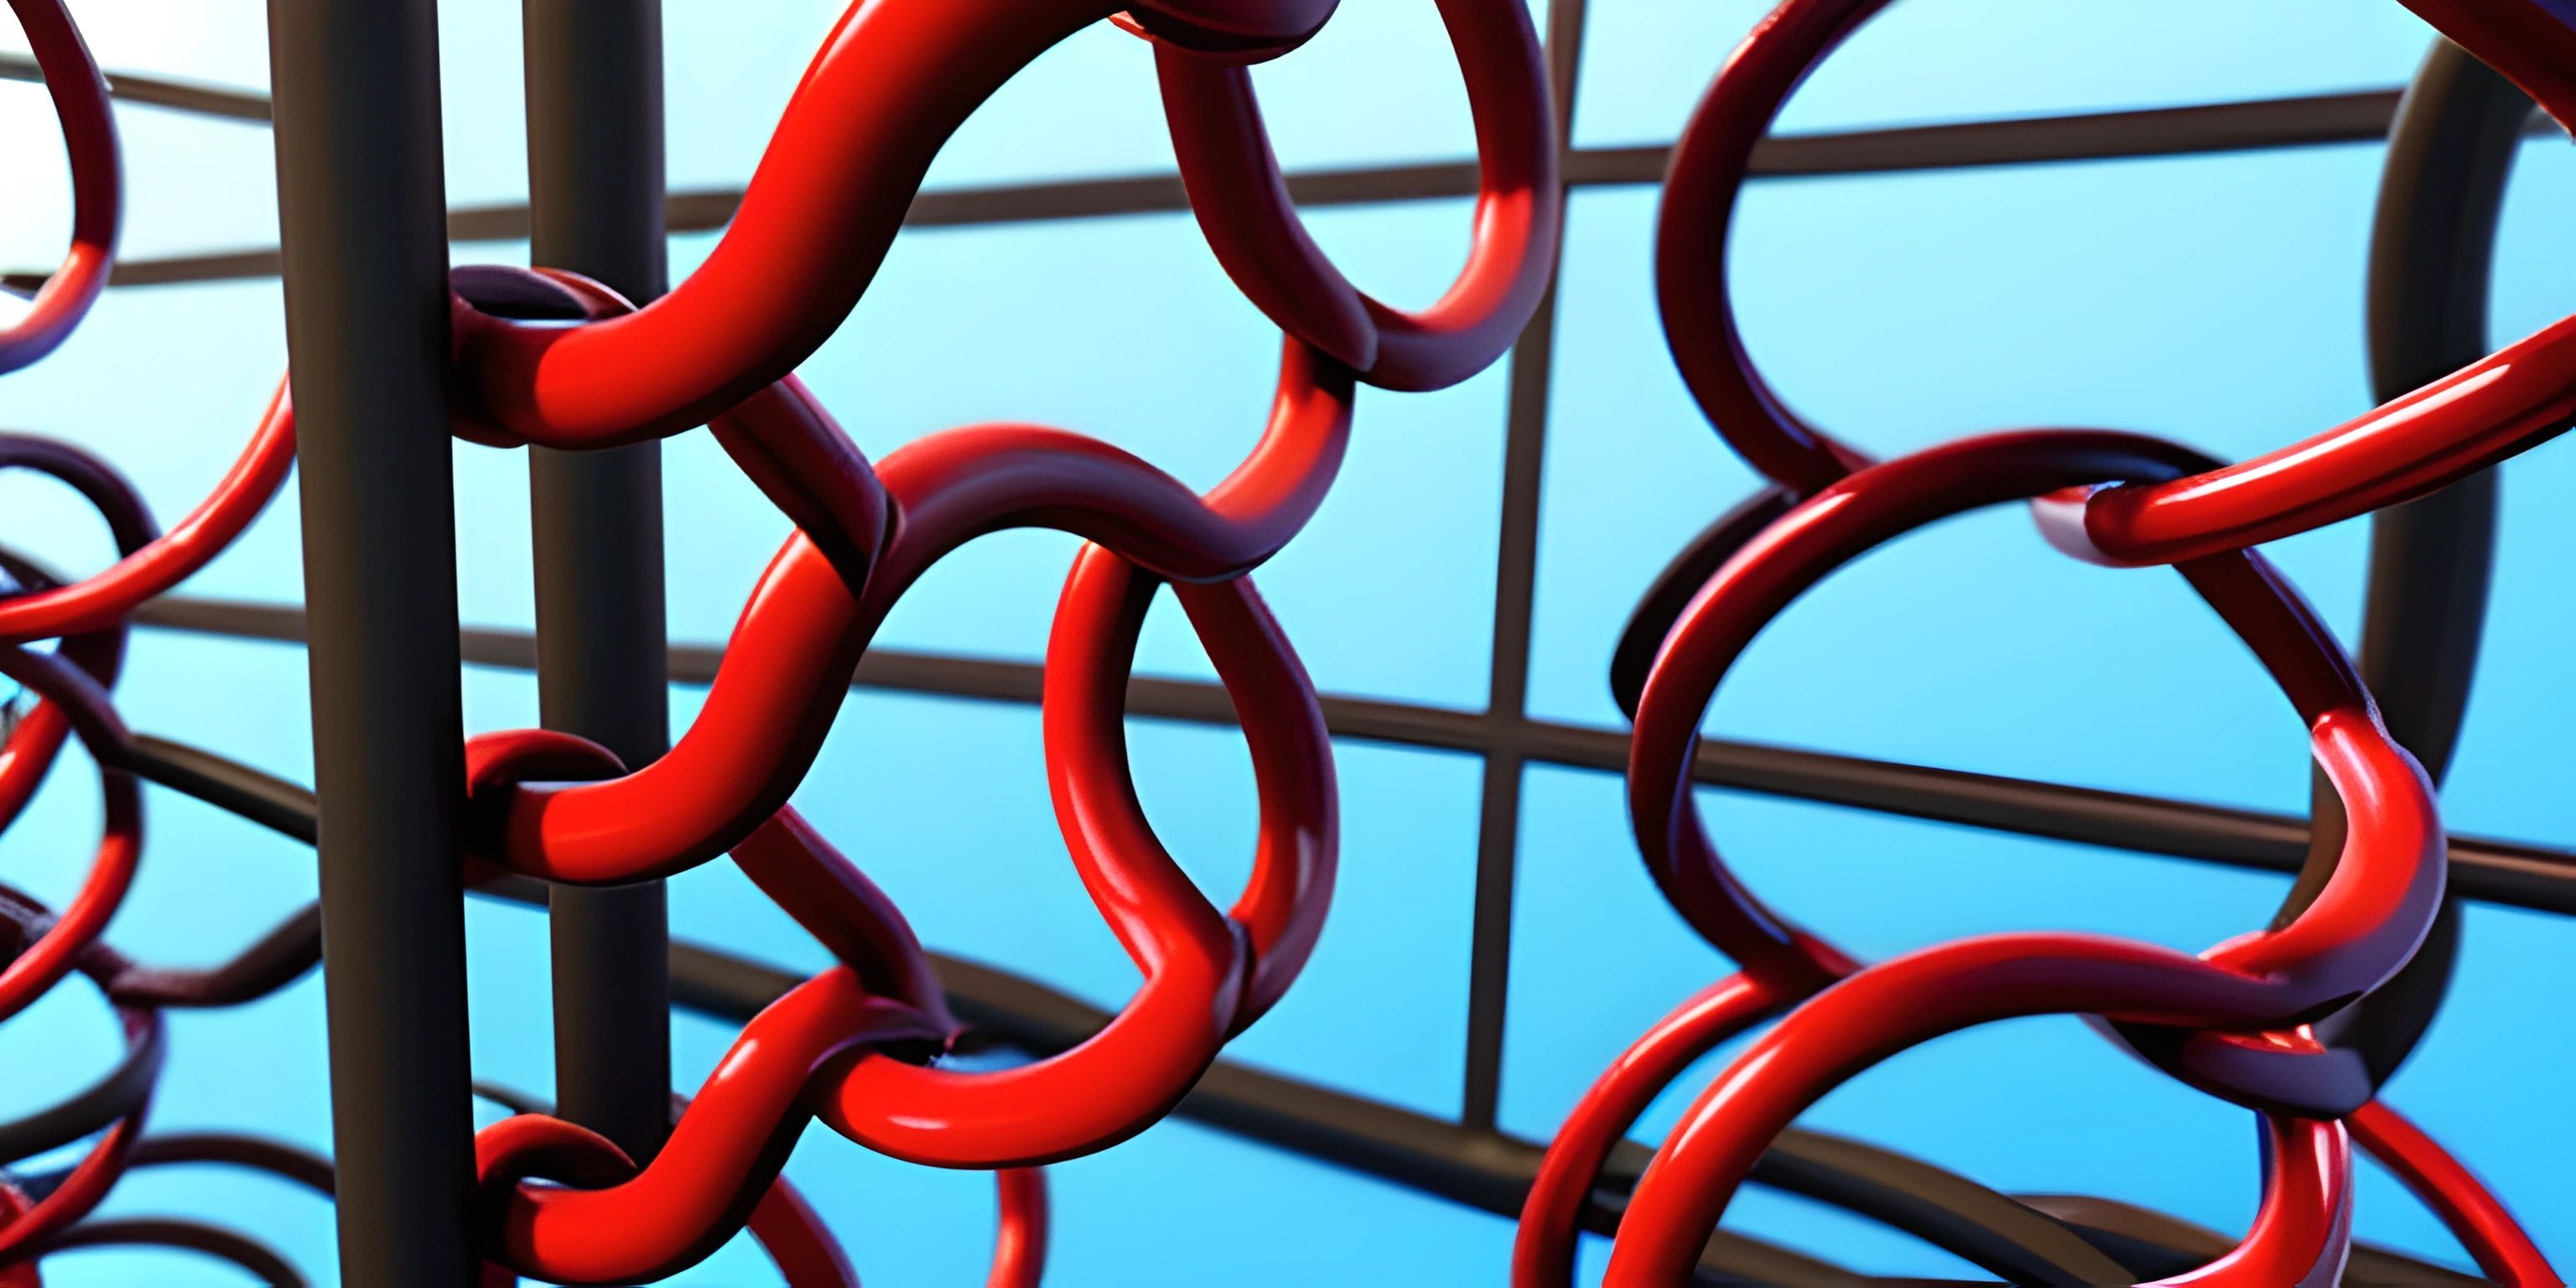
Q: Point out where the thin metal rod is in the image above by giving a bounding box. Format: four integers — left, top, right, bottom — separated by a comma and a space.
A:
1460, 0, 1586, 1134
262, 0, 478, 1281
522, 0, 675, 1168
666, 943, 2484, 1288
127, 593, 2576, 915
0, 53, 272, 122
2296, 37, 2527, 1084
22, 86, 2563, 295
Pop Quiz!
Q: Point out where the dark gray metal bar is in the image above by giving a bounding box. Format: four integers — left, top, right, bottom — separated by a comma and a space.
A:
28, 85, 2568, 296
522, 0, 676, 1168
263, 0, 478, 1281
0, 52, 273, 122
126, 593, 2576, 915
1459, 0, 1587, 1135
2296, 38, 2529, 1085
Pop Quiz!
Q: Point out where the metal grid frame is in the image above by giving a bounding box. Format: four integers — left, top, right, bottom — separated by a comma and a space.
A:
9, 3, 2573, 1280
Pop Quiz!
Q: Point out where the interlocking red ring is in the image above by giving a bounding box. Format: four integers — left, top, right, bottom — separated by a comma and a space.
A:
0, 0, 117, 377
1664, 0, 2576, 565
464, 338, 1350, 882
1152, 0, 1561, 390
1598, 429, 2448, 1282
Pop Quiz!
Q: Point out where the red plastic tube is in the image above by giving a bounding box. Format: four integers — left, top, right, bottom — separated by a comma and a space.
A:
0, 389, 295, 645
989, 1167, 1048, 1288
1659, 0, 2576, 564
445, 0, 1513, 444
0, 645, 142, 1026
1151, 0, 1560, 390
0, 0, 117, 377
743, 1176, 860, 1288
2398, 0, 2576, 129
2347, 1098, 2563, 1286
465, 339, 1349, 884
0, 1183, 34, 1288
1602, 942, 2360, 1285
1512, 974, 1784, 1286
1604, 430, 2441, 1280
0, 1103, 149, 1266
475, 978, 947, 1283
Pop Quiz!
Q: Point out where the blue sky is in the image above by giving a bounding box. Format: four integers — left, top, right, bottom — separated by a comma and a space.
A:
4, 3, 2574, 1283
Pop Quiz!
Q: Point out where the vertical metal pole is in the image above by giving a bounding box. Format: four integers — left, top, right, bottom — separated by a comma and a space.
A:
522, 0, 675, 1163
1458, 0, 1586, 1133
266, 2, 478, 1282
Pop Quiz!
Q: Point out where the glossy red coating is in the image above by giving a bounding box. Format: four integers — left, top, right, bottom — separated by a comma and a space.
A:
1597, 432, 2441, 1281
464, 339, 1348, 882
0, 1186, 32, 1288
0, 389, 293, 644
0, 641, 142, 1025
1513, 974, 1783, 1286
0, 1109, 147, 1265
1154, 0, 1559, 388
0, 0, 117, 376
13, 0, 2576, 1279
2347, 1098, 2561, 1285
444, 0, 1552, 448
1662, 0, 2576, 565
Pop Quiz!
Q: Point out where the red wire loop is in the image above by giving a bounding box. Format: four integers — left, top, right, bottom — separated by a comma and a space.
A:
462, 339, 1348, 884
1595, 429, 2445, 1279
1153, 0, 1561, 390
1666, 0, 2576, 565
1112, 0, 1340, 64
0, 0, 118, 377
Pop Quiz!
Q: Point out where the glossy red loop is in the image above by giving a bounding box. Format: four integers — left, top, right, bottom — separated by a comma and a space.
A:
2346, 1098, 2561, 1285
476, 979, 945, 1282
0, 1104, 149, 1266
2399, 0, 2576, 130
1667, 0, 2576, 560
0, 394, 295, 645
475, 1074, 1020, 1287
1603, 431, 2443, 1280
813, 553, 1332, 1166
1112, 0, 1338, 63
1627, 431, 2433, 1003
1155, 0, 1559, 390
0, 1182, 33, 1288
448, 0, 1128, 444
0, 0, 118, 377
1513, 974, 1784, 1287
467, 340, 1349, 883
0, 647, 141, 1026
1604, 941, 2361, 1285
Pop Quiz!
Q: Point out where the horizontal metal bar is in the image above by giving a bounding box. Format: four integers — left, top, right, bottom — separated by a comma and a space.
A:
131, 594, 2576, 914
670, 940, 2483, 1288
0, 52, 271, 122
17, 85, 2560, 294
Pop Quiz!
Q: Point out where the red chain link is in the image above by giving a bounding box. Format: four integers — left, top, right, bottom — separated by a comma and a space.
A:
4, 0, 2572, 1282
1514, 1, 2574, 1284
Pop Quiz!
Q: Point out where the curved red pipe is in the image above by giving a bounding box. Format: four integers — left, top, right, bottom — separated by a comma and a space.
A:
466, 339, 1348, 884
1601, 430, 2442, 1278
2347, 1098, 2562, 1285
0, 0, 117, 377
1152, 0, 1560, 389
1659, 0, 2576, 564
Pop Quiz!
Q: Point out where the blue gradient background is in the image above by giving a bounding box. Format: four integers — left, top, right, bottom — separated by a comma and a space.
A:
3, 2, 2573, 1283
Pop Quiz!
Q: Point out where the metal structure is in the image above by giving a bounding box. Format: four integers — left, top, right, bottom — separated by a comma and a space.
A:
1, 1, 2573, 1285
